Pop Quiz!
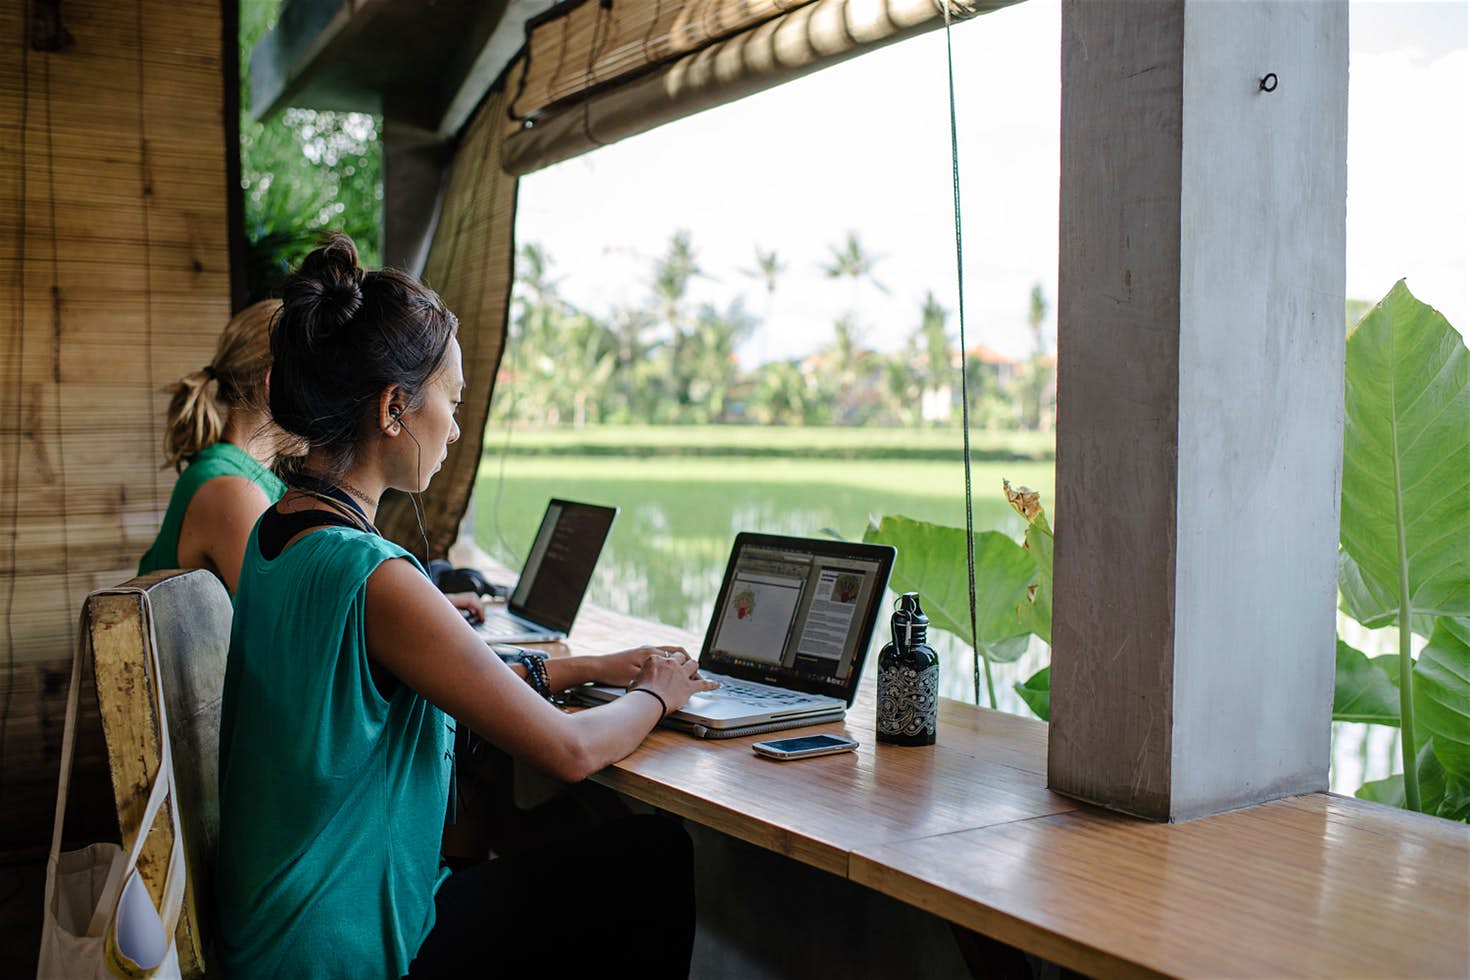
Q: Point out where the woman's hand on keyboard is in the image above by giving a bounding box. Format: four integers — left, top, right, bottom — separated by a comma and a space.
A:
626, 650, 720, 716
587, 645, 697, 688
444, 591, 485, 624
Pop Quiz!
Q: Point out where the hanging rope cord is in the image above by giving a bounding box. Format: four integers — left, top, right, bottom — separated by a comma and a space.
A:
941, 1, 988, 708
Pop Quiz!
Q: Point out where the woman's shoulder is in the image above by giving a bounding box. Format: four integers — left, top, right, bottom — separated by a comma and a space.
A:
183, 442, 285, 499
265, 524, 420, 578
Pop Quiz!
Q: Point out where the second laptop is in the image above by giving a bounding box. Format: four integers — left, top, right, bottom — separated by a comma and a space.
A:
475, 498, 617, 644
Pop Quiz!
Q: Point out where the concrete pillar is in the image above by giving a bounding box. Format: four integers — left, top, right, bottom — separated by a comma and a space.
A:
1050, 0, 1347, 821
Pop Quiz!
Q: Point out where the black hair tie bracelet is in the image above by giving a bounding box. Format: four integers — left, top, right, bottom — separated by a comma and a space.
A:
517, 652, 552, 700
627, 686, 669, 719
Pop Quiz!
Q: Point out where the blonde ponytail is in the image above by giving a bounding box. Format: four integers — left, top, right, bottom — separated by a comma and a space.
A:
160, 300, 281, 471
162, 368, 227, 471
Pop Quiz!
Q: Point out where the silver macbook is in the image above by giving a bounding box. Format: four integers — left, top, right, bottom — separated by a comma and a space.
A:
576, 533, 896, 737
474, 499, 617, 644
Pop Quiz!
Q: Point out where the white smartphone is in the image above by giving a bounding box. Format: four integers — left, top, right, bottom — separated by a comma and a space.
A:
751, 733, 859, 760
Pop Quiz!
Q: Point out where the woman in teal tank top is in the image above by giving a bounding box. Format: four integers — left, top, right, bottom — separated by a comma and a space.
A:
138, 300, 293, 593
218, 235, 713, 978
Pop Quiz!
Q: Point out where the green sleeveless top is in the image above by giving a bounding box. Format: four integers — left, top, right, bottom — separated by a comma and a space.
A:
216, 524, 452, 979
137, 441, 287, 576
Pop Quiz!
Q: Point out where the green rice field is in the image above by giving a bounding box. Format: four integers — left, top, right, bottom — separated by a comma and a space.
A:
471, 429, 1055, 710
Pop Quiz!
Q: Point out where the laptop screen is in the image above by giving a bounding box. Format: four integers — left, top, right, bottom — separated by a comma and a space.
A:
508, 499, 618, 633
700, 533, 896, 703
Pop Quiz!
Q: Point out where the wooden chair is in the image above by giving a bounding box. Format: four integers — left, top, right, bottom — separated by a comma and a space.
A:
85, 569, 232, 979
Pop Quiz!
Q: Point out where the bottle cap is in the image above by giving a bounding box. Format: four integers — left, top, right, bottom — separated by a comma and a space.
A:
892, 592, 929, 647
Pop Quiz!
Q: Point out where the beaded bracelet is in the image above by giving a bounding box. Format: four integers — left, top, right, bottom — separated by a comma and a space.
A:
627, 686, 669, 719
518, 652, 552, 700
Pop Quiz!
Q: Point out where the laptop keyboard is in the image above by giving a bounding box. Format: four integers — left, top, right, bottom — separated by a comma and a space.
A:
476, 614, 541, 639
704, 673, 817, 706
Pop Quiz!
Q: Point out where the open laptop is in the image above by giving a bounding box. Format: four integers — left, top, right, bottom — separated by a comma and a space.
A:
474, 499, 617, 644
576, 533, 895, 738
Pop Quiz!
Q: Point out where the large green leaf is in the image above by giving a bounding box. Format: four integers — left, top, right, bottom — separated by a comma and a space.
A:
1014, 667, 1051, 721
1356, 738, 1470, 822
1005, 481, 1053, 644
982, 634, 1031, 665
1414, 617, 1470, 777
1340, 280, 1470, 622
863, 515, 1034, 649
1333, 640, 1401, 725
1339, 550, 1435, 637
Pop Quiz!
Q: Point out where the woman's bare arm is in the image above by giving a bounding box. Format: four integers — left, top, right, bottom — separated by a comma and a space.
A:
176, 475, 274, 594
364, 557, 715, 782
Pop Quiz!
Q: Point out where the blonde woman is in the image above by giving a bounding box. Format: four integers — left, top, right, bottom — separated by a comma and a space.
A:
138, 300, 291, 593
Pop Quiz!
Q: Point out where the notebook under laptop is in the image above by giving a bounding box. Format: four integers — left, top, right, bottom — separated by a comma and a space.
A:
474, 499, 617, 644
576, 533, 896, 737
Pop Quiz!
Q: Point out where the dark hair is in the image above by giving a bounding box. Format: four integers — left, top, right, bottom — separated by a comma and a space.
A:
162, 299, 281, 471
270, 233, 458, 479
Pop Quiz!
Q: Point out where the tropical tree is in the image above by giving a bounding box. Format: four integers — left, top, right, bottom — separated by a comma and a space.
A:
912, 292, 953, 424
650, 231, 708, 418
821, 316, 880, 424
822, 231, 888, 325
240, 2, 382, 301
1014, 282, 1052, 430
685, 301, 757, 423
751, 361, 824, 425
742, 247, 786, 365
882, 340, 924, 426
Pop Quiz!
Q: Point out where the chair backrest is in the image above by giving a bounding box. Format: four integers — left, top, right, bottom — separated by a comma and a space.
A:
87, 569, 231, 980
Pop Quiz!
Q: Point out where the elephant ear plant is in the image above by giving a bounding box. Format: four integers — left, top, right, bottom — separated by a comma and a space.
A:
1336, 280, 1469, 817
865, 282, 1469, 822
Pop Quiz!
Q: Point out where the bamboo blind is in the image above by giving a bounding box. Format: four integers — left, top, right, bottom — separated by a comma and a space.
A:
376, 85, 519, 555
502, 0, 1018, 175
1, 0, 230, 843
509, 0, 811, 122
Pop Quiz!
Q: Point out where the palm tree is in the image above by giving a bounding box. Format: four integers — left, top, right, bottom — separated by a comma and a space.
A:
1019, 282, 1051, 430
1027, 283, 1048, 357
742, 247, 785, 366
685, 301, 756, 422
652, 230, 703, 328
913, 291, 952, 425
821, 231, 888, 322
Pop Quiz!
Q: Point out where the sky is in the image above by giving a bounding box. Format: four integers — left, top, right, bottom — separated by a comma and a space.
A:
515, 0, 1469, 367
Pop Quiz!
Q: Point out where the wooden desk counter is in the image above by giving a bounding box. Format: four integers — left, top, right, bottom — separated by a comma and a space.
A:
850, 793, 1470, 979
554, 603, 1077, 877
496, 577, 1470, 978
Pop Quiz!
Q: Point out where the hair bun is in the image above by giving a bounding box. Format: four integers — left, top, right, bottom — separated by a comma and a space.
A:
285, 233, 366, 348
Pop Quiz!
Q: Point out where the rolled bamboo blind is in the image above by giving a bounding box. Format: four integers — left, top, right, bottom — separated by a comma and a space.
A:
0, 0, 230, 841
502, 0, 1017, 175
509, 0, 810, 122
375, 84, 519, 555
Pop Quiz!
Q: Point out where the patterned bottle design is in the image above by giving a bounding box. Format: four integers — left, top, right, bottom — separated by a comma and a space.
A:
876, 592, 939, 746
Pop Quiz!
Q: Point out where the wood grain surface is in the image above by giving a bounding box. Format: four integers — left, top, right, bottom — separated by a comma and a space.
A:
850, 793, 1470, 979
473, 554, 1470, 978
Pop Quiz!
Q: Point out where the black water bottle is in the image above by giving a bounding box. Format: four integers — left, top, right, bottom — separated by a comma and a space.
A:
876, 592, 939, 746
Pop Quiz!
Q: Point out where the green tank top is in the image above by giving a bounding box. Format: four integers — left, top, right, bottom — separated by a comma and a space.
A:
137, 441, 287, 576
216, 524, 452, 979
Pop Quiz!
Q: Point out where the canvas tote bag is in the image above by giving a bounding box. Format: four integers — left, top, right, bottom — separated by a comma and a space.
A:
38, 595, 186, 979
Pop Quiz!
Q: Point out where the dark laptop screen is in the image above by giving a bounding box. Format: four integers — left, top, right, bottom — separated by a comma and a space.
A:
700, 534, 896, 703
509, 499, 618, 633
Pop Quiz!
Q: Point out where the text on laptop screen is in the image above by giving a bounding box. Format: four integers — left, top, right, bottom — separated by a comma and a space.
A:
509, 500, 617, 633
705, 542, 886, 692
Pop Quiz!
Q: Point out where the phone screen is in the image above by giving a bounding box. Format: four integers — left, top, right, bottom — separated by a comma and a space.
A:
763, 734, 852, 752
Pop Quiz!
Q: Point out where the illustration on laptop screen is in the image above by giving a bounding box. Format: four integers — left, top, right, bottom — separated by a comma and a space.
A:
702, 535, 892, 699
573, 533, 894, 735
